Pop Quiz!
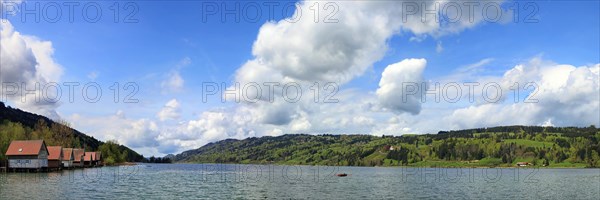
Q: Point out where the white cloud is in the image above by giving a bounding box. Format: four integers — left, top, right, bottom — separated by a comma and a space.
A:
122, 119, 161, 149
234, 0, 504, 88
446, 59, 600, 129
541, 119, 554, 127
440, 58, 495, 83
427, 0, 514, 36
161, 71, 184, 92
289, 111, 312, 132
459, 58, 494, 74
0, 21, 62, 119
376, 58, 427, 115
21, 36, 62, 82
249, 4, 391, 84
157, 99, 181, 121
229, 0, 506, 130
371, 116, 413, 136
436, 41, 443, 53
409, 35, 427, 42
266, 128, 284, 137
68, 111, 161, 156
161, 57, 190, 93
182, 108, 256, 147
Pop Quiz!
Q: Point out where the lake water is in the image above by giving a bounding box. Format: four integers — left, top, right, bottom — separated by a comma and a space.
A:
0, 164, 599, 199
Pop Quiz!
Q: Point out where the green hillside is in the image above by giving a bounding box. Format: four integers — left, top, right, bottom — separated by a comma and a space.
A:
0, 102, 144, 163
174, 126, 600, 168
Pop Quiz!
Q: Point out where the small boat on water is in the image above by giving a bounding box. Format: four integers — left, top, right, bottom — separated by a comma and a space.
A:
336, 173, 348, 177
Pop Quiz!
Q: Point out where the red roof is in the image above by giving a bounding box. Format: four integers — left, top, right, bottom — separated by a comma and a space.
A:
47, 146, 63, 160
5, 140, 48, 156
62, 148, 74, 160
84, 152, 95, 161
73, 149, 85, 161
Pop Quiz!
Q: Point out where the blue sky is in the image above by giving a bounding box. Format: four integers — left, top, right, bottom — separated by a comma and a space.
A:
1, 0, 599, 156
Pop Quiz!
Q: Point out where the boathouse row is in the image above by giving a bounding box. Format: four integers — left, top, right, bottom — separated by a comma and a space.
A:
2, 140, 103, 172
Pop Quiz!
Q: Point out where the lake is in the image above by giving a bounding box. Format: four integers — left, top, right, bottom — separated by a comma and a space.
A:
0, 164, 599, 199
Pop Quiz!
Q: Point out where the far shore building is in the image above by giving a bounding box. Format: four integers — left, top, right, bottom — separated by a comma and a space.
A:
47, 146, 63, 170
5, 140, 49, 172
73, 149, 85, 168
62, 148, 74, 168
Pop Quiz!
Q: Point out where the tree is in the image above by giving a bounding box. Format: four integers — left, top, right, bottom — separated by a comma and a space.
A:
588, 150, 600, 168
50, 120, 76, 147
99, 140, 127, 165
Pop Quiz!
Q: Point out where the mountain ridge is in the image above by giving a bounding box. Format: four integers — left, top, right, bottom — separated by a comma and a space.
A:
173, 125, 600, 168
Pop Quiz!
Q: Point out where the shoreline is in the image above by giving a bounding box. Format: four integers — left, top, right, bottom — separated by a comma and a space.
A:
115, 162, 137, 166
102, 162, 137, 166
172, 162, 597, 169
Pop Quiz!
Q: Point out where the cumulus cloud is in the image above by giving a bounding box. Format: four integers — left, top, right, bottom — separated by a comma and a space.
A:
235, 0, 504, 91
377, 58, 427, 115
248, 4, 390, 84
173, 108, 257, 149
0, 21, 63, 119
289, 111, 312, 132
122, 119, 161, 148
187, 111, 247, 141
157, 99, 181, 121
68, 111, 161, 156
446, 59, 600, 129
371, 116, 413, 136
223, 0, 508, 137
187, 0, 513, 145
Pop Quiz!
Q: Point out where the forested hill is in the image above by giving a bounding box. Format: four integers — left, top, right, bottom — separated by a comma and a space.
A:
174, 125, 600, 168
0, 101, 144, 162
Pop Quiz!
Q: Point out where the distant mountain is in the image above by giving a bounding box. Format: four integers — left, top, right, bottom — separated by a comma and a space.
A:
173, 125, 600, 168
164, 154, 175, 160
0, 101, 144, 162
